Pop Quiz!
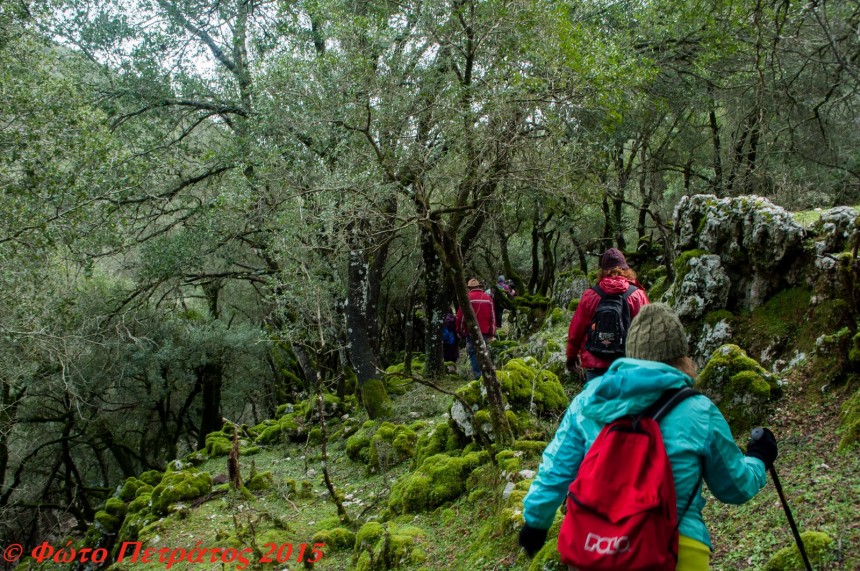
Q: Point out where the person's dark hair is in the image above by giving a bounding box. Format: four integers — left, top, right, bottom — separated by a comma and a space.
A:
596, 267, 638, 282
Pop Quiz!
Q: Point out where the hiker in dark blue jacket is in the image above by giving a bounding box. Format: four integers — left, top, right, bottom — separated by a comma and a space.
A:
519, 303, 778, 570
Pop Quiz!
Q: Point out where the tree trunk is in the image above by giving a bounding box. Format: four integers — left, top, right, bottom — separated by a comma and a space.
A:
528, 213, 540, 294
538, 229, 555, 296
421, 226, 446, 378
196, 362, 224, 449
708, 85, 724, 196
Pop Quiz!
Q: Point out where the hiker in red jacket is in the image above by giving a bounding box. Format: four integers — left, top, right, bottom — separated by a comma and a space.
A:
456, 278, 496, 379
566, 248, 649, 381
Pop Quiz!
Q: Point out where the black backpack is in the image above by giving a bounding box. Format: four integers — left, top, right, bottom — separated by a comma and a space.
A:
584, 284, 637, 359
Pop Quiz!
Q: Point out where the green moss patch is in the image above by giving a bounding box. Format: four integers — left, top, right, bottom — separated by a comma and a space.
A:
764, 531, 834, 570
698, 344, 782, 432
362, 378, 392, 419
389, 451, 491, 514
354, 522, 427, 571
150, 469, 213, 515
838, 387, 860, 450
312, 527, 356, 551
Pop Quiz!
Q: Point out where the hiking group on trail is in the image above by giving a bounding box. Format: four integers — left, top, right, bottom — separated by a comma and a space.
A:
452, 249, 780, 569
509, 249, 779, 571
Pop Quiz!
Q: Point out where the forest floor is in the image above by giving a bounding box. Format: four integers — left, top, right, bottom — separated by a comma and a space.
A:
108, 352, 859, 571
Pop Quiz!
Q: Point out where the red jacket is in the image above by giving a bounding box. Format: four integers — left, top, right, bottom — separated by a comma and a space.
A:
566, 276, 649, 369
456, 289, 496, 338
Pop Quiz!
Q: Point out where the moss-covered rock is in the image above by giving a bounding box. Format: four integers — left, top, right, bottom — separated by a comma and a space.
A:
413, 422, 464, 466
93, 509, 121, 535
312, 527, 356, 551
838, 387, 860, 450
498, 357, 567, 416
697, 344, 782, 432
764, 531, 834, 570
369, 422, 417, 470
138, 470, 163, 487
150, 469, 212, 515
353, 523, 427, 571
117, 478, 146, 502
245, 470, 274, 492
204, 430, 233, 456
451, 357, 566, 440
389, 451, 491, 514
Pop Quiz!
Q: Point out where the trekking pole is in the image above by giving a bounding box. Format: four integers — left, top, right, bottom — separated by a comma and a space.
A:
750, 428, 813, 571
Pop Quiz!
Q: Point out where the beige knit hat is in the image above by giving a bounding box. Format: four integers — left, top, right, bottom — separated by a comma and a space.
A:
626, 303, 689, 362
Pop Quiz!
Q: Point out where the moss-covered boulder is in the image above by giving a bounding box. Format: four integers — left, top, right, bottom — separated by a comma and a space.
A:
345, 420, 419, 471
346, 420, 378, 463
312, 527, 355, 552
764, 531, 834, 570
368, 422, 417, 470
245, 470, 274, 492
117, 477, 148, 502
413, 422, 464, 466
389, 451, 490, 514
668, 250, 730, 319
150, 469, 213, 515
451, 357, 566, 440
138, 470, 163, 487
353, 523, 427, 571
838, 387, 860, 450
499, 357, 567, 415
697, 344, 782, 432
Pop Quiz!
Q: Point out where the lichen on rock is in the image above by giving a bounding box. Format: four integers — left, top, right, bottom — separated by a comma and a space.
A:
673, 194, 806, 311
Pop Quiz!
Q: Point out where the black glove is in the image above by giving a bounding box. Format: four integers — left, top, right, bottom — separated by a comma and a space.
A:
518, 524, 548, 557
566, 356, 580, 373
746, 427, 778, 469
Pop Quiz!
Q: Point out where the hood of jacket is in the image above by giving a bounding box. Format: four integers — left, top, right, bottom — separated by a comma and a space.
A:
578, 358, 693, 423
597, 275, 636, 295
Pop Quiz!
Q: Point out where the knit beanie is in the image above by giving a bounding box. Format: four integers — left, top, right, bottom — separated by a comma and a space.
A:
626, 303, 688, 362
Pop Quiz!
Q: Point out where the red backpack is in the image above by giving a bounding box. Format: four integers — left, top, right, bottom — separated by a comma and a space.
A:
558, 388, 700, 571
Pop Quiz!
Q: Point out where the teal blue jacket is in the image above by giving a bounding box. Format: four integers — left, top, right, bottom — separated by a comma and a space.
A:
522, 358, 767, 549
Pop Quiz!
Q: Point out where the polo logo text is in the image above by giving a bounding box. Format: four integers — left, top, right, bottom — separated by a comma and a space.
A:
583, 533, 630, 555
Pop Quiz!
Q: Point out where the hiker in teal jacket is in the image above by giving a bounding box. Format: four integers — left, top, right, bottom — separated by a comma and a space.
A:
519, 303, 777, 570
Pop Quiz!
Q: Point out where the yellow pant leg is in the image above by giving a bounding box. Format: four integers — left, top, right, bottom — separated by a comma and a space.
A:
677, 535, 711, 571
